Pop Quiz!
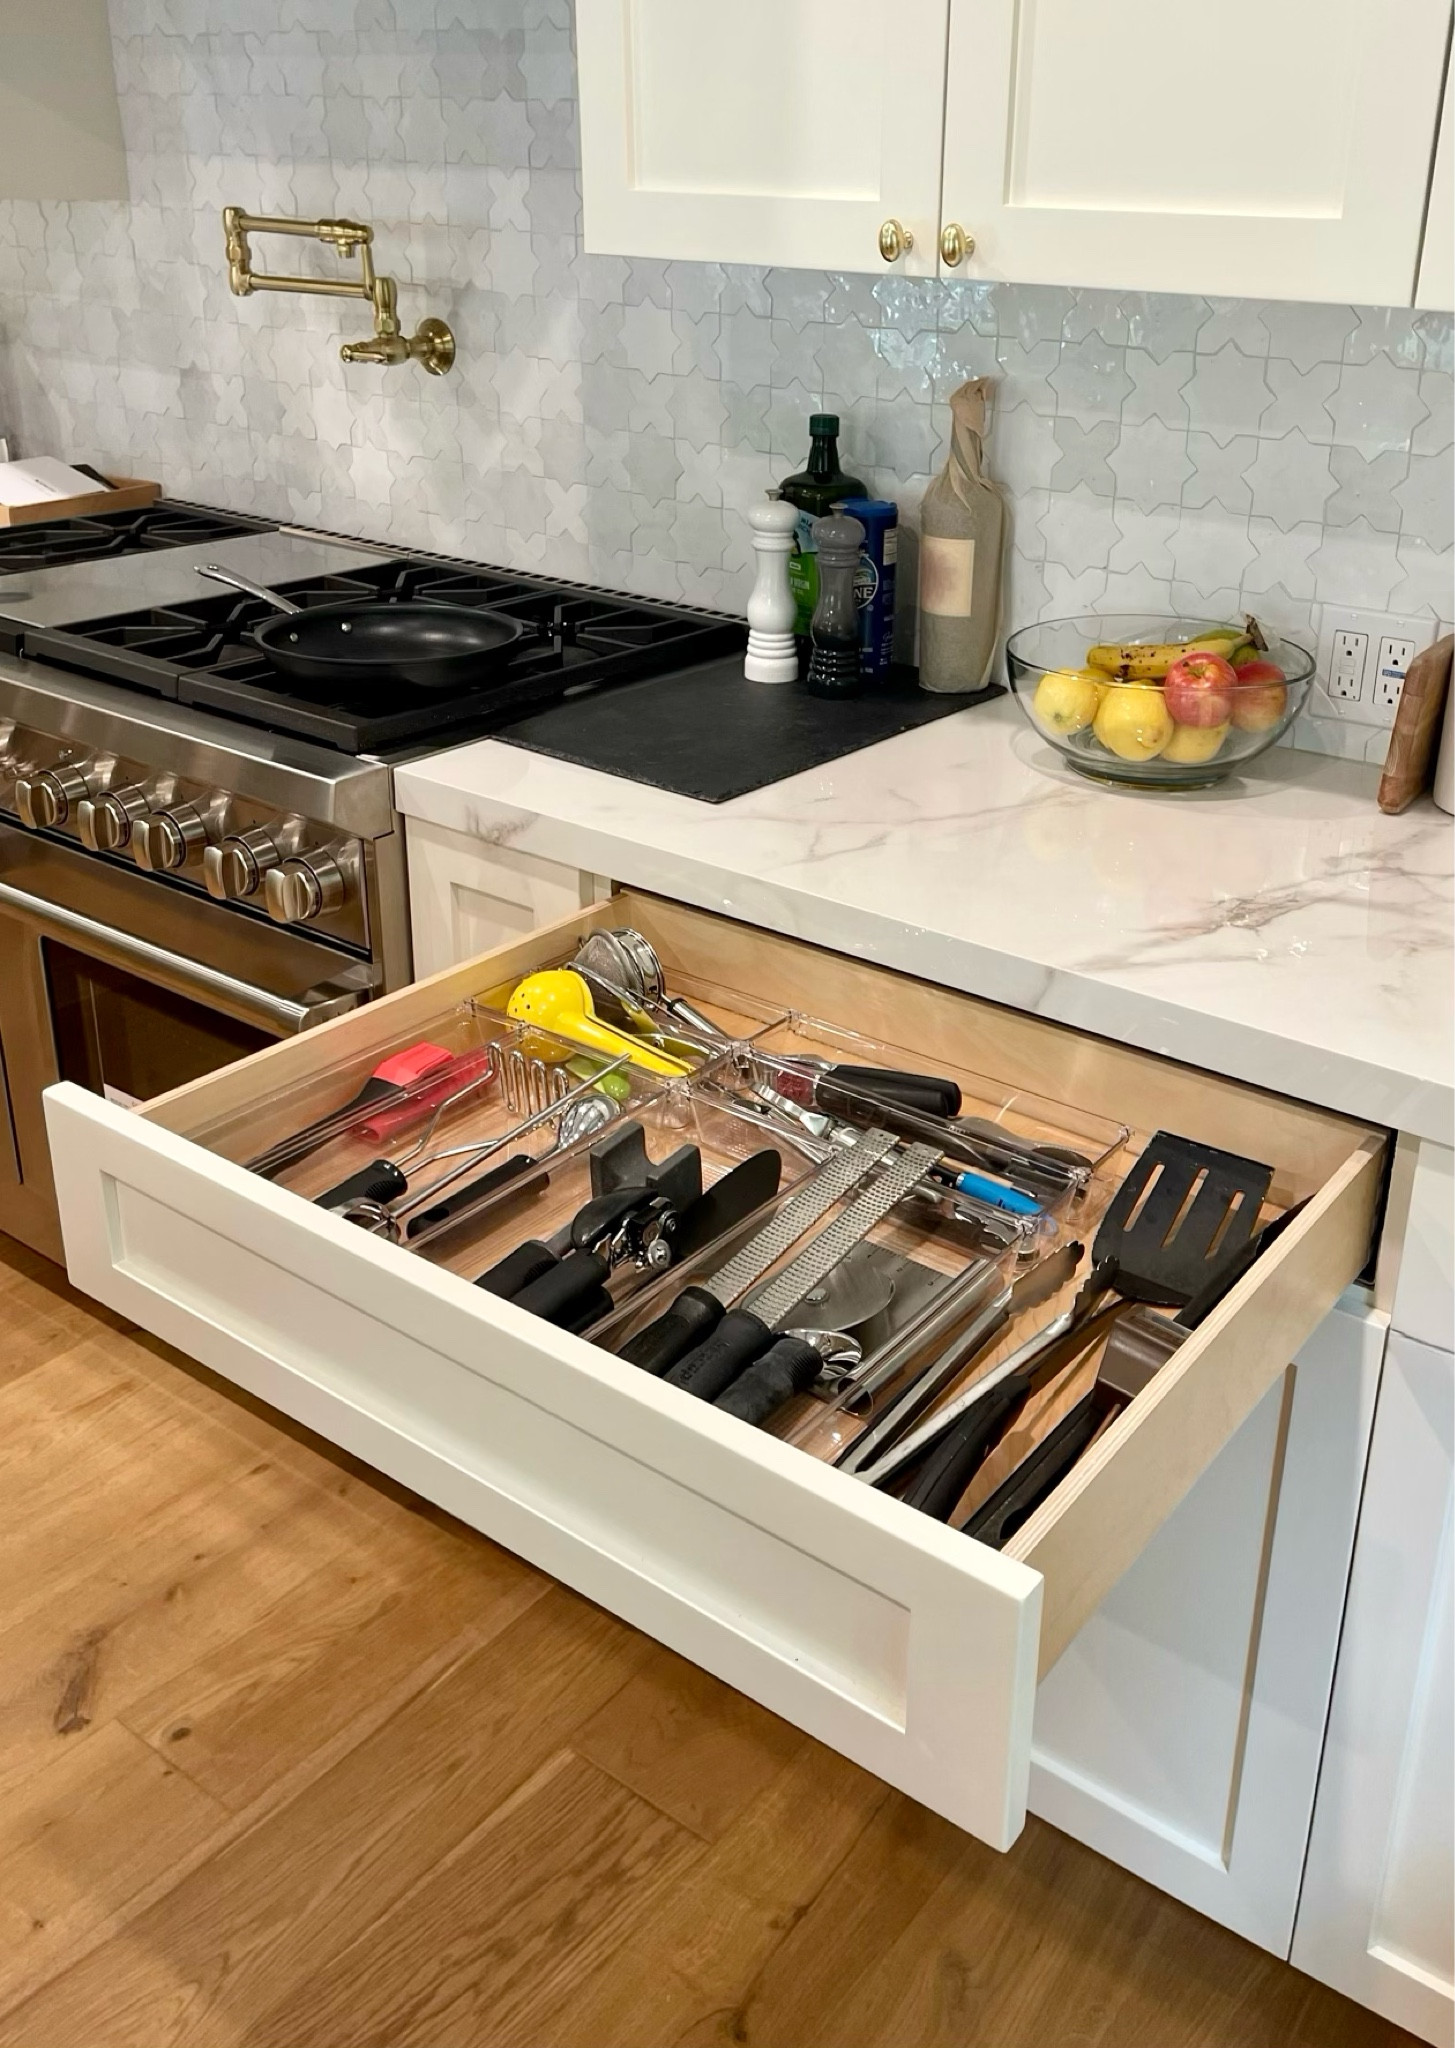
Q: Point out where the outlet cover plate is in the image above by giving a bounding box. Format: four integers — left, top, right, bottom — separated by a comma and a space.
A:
1314, 610, 1441, 727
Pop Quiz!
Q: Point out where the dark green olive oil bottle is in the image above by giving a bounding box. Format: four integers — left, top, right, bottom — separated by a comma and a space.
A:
780, 414, 866, 637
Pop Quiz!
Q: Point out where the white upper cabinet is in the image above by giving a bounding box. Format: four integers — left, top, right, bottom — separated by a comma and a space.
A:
576, 0, 950, 274
0, 0, 127, 203
944, 0, 1454, 303
577, 0, 1455, 306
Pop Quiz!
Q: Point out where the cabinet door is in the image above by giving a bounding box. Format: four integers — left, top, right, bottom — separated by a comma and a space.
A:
576, 0, 949, 273
0, 0, 127, 202
404, 819, 605, 980
1031, 1297, 1384, 1955
1417, 60, 1454, 312
1292, 1332, 1454, 2048
941, 0, 1454, 303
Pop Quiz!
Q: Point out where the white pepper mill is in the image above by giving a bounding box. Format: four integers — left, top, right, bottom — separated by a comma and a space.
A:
744, 491, 799, 684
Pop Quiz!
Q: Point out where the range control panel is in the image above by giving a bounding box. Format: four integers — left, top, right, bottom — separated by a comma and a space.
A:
0, 719, 369, 952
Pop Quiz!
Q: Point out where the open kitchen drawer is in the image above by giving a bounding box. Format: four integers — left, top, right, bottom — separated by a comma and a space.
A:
43, 890, 1386, 1851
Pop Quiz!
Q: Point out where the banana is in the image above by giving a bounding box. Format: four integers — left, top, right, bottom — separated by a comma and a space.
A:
1086, 628, 1249, 681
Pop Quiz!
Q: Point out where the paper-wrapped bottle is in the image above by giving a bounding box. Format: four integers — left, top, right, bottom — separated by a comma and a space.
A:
916, 378, 1004, 693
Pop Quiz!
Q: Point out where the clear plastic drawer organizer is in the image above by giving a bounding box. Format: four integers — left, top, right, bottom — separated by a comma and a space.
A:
179, 936, 1130, 1500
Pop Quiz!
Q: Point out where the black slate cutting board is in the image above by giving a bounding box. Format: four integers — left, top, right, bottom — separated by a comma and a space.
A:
491, 651, 1001, 803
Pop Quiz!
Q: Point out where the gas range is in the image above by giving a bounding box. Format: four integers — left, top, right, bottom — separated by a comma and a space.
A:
10, 552, 741, 755
0, 500, 751, 1263
0, 501, 273, 575
0, 511, 740, 982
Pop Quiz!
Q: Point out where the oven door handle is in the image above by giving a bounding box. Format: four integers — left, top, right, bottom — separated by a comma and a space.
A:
0, 880, 373, 1036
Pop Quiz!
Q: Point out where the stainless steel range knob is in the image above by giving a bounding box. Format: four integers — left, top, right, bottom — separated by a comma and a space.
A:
16, 763, 96, 830
265, 851, 346, 924
78, 785, 149, 853
204, 828, 283, 901
133, 802, 209, 873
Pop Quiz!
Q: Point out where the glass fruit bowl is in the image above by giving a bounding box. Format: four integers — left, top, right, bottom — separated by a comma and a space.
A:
1006, 614, 1314, 789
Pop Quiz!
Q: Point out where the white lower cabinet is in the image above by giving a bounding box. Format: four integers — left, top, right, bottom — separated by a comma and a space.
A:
44, 891, 1385, 1862
1031, 1295, 1385, 1952
405, 818, 607, 979
1292, 1330, 1455, 2048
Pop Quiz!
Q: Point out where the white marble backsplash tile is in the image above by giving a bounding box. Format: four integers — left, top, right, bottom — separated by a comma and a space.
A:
0, 0, 1450, 766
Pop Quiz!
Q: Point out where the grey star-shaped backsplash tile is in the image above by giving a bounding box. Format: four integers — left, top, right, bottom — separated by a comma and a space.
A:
0, 0, 1449, 767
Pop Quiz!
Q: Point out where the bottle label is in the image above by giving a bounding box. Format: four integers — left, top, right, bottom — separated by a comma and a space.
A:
882, 527, 898, 565
919, 535, 975, 618
852, 558, 878, 609
787, 544, 818, 635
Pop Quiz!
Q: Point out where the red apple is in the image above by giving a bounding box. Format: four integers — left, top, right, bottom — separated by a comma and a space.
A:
1163, 650, 1237, 727
1229, 657, 1288, 731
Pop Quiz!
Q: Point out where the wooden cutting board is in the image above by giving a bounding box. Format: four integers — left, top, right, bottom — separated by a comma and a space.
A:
1379, 635, 1453, 813
0, 475, 159, 527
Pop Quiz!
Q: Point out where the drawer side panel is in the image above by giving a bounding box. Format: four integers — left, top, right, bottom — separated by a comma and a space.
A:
1010, 1136, 1386, 1672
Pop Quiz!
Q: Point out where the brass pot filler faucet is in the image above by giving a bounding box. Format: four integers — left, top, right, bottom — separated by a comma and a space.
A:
222, 208, 456, 375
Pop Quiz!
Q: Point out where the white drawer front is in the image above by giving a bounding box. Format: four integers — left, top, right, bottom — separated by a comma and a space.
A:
47, 1081, 1043, 1851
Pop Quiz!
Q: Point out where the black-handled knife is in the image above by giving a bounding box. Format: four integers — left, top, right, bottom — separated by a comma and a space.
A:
714, 1336, 826, 1425
815, 1066, 962, 1119
666, 1143, 940, 1400
618, 1134, 897, 1376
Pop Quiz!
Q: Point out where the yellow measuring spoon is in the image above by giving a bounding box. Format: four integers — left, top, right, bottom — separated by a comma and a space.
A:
506, 970, 690, 1077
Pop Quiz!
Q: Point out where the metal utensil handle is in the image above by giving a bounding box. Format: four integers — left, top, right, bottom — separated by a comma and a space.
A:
381, 1055, 629, 1226
605, 925, 729, 1044
835, 1255, 1001, 1406
749, 1144, 941, 1330
706, 1130, 898, 1304
196, 562, 303, 615
836, 1289, 1011, 1474
855, 1301, 1079, 1488
0, 877, 360, 1034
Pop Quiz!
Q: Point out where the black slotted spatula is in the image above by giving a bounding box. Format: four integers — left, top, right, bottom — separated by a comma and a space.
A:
1092, 1130, 1274, 1308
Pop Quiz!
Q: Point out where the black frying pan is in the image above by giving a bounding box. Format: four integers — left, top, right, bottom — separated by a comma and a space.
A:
196, 564, 527, 691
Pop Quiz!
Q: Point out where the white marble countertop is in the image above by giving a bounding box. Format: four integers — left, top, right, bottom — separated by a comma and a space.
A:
395, 698, 1454, 1145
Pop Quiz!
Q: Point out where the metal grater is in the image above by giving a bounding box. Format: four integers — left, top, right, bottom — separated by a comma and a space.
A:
704, 1131, 898, 1305
746, 1143, 942, 1329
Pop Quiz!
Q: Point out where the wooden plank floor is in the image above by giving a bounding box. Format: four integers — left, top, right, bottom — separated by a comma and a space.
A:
0, 1232, 1419, 2048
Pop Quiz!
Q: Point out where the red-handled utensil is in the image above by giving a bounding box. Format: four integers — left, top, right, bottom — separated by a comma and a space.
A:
247, 1041, 458, 1177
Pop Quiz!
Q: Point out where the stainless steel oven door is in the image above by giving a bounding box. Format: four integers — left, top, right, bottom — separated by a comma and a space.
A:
0, 824, 376, 1260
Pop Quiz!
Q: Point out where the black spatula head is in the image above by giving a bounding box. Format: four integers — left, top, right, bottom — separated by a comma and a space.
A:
1093, 1130, 1274, 1308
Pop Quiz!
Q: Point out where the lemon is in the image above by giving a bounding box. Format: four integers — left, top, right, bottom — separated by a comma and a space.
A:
1093, 685, 1173, 762
1032, 667, 1103, 735
1163, 721, 1230, 764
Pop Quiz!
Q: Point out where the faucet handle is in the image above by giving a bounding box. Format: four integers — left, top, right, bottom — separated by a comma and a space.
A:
340, 318, 454, 376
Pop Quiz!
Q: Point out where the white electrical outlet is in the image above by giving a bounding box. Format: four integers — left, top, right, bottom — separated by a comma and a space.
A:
1329, 628, 1367, 700
1372, 636, 1416, 709
1316, 610, 1439, 727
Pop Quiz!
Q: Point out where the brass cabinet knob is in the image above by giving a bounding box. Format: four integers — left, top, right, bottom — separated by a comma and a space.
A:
939, 221, 974, 268
877, 219, 914, 263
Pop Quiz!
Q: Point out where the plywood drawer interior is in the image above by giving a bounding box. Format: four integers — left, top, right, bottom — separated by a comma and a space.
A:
47, 888, 1385, 1846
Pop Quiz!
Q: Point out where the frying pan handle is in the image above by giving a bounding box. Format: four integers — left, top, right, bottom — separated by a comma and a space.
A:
196, 563, 302, 615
